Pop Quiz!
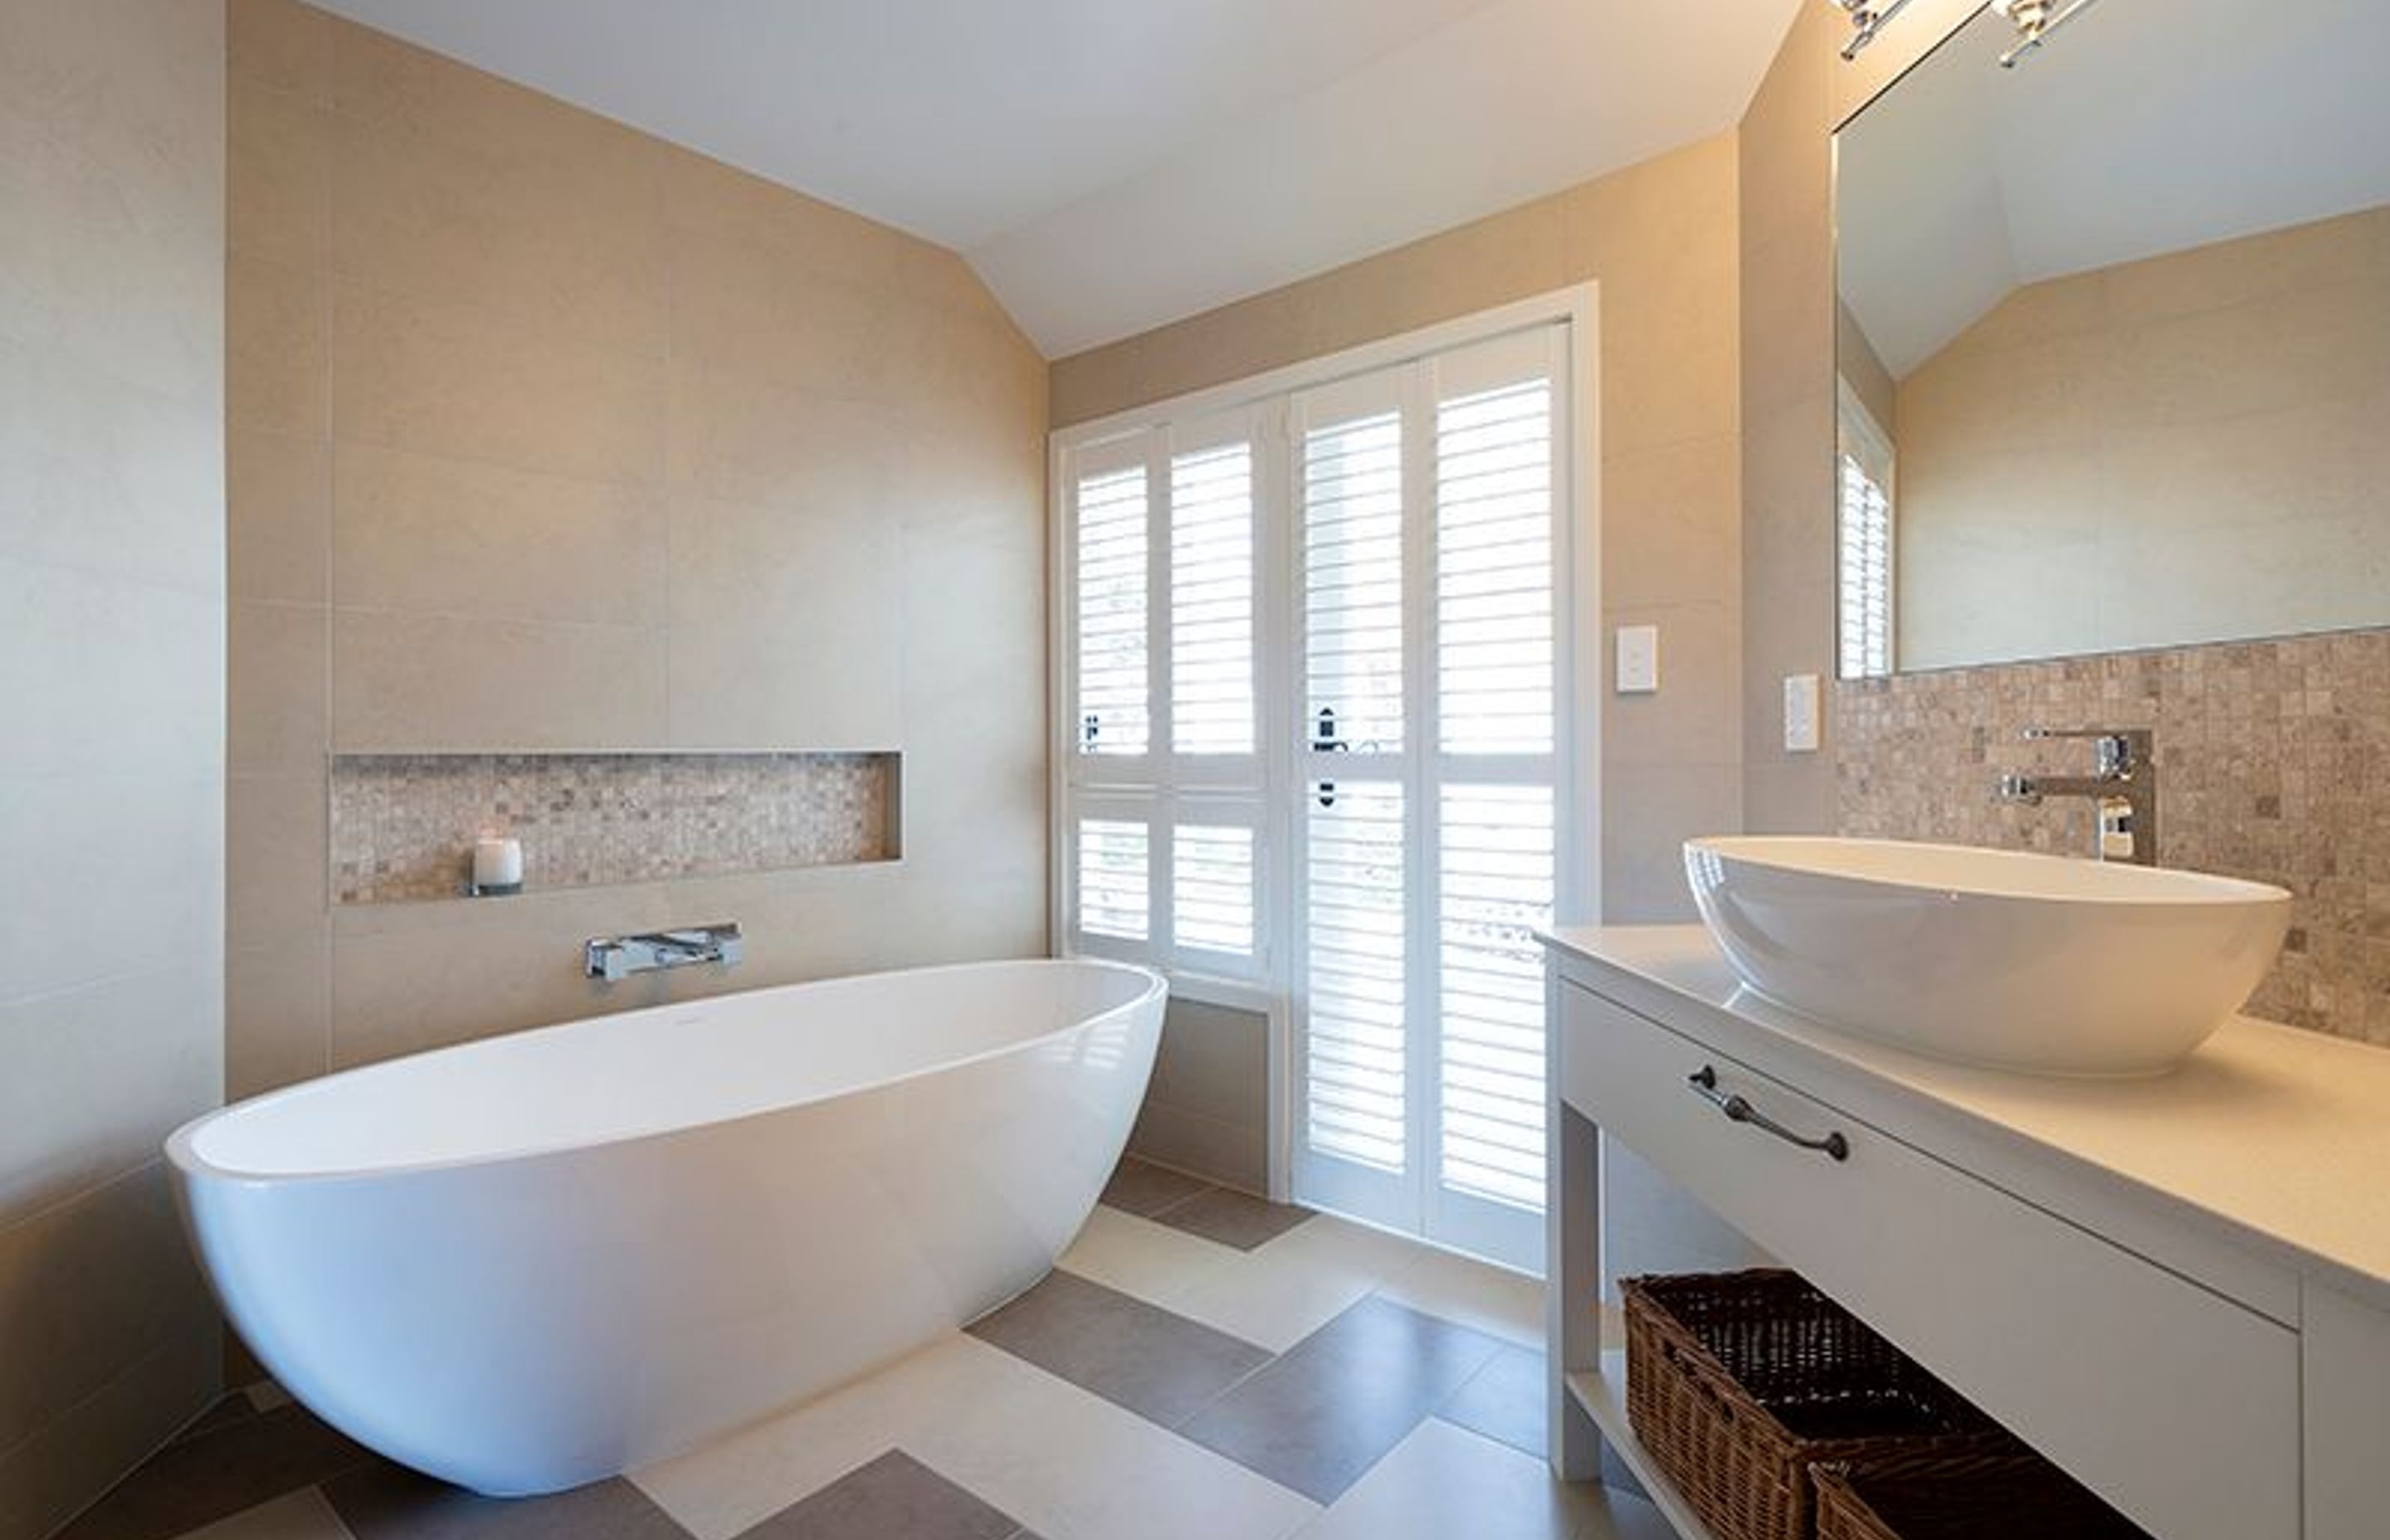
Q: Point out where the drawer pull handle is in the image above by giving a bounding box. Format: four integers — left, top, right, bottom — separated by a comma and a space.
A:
1687, 1065, 1850, 1162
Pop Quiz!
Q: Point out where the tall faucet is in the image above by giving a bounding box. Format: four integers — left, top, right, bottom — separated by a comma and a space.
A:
1994, 727, 2158, 865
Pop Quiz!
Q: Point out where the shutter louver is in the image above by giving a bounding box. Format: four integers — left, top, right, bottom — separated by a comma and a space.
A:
1170, 444, 1256, 756
1076, 466, 1149, 755
1076, 818, 1150, 941
1173, 823, 1255, 956
1304, 412, 1405, 755
1436, 783, 1554, 1211
1839, 451, 1893, 679
1305, 781, 1407, 1173
1436, 379, 1554, 757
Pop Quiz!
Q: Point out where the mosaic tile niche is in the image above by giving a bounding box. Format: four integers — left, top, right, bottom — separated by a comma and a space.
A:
331, 753, 899, 904
1835, 627, 2390, 1044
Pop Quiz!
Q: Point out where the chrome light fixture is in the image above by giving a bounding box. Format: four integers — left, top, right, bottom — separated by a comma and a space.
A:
1991, 0, 2110, 66
1831, 0, 1916, 60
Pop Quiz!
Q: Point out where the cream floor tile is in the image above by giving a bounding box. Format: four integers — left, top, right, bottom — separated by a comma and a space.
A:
1056, 1204, 1240, 1307
1291, 1420, 1670, 1540
1153, 1216, 1407, 1353
172, 1488, 357, 1540
1375, 1244, 1547, 1349
632, 1333, 1316, 1540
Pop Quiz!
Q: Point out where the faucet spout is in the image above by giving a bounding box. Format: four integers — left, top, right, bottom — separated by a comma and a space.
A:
1993, 729, 2158, 864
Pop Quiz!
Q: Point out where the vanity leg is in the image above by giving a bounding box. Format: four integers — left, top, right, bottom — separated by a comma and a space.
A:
1549, 1026, 1605, 1481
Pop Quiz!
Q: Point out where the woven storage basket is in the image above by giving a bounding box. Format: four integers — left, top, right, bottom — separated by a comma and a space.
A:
1812, 1452, 2153, 1540
1622, 1270, 2008, 1540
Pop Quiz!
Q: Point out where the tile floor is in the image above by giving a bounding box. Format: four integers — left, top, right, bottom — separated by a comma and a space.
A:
65, 1159, 1667, 1540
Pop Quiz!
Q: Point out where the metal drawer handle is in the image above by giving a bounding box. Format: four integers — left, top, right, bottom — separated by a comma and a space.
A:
1687, 1065, 1850, 1162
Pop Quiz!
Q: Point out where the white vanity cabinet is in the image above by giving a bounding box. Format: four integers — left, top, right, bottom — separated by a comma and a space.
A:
1544, 926, 2390, 1540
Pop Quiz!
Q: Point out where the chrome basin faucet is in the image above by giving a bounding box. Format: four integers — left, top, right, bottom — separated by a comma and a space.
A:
1994, 727, 2158, 865
584, 923, 745, 982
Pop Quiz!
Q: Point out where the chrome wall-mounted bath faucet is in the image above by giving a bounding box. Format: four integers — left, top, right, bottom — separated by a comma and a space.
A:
1995, 727, 2158, 865
584, 924, 745, 982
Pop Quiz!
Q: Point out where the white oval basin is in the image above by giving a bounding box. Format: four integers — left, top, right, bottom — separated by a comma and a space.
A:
1684, 836, 2291, 1077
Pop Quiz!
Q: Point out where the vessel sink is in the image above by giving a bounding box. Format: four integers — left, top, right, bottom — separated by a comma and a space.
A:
1684, 836, 2291, 1076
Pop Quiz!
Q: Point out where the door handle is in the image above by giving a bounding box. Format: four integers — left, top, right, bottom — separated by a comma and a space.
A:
1687, 1065, 1850, 1162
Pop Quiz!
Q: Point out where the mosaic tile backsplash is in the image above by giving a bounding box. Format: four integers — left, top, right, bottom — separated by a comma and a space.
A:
1835, 627, 2390, 1044
332, 753, 898, 904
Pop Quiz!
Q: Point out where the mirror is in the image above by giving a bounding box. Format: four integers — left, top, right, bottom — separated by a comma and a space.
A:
1833, 0, 2390, 676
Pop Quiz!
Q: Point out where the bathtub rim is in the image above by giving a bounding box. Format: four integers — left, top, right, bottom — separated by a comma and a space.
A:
168, 956, 1166, 1188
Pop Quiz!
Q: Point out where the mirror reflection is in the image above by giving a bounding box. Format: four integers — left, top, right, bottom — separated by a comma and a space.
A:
1834, 0, 2390, 676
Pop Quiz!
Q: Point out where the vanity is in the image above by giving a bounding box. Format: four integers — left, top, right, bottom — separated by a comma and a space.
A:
1543, 924, 2390, 1540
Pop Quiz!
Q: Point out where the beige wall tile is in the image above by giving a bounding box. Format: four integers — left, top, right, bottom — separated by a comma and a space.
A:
227, 769, 328, 950
332, 609, 668, 752
227, 256, 329, 440
229, 601, 329, 773
1144, 998, 1270, 1132
0, 965, 221, 1226
0, 770, 222, 1005
1602, 436, 1741, 612
1129, 1099, 1269, 1196
332, 280, 666, 485
228, 0, 336, 100
228, 78, 330, 269
1602, 601, 1742, 769
228, 428, 330, 604
0, 1328, 216, 1540
227, 938, 332, 1099
333, 441, 667, 626
665, 350, 901, 510
1602, 763, 1740, 924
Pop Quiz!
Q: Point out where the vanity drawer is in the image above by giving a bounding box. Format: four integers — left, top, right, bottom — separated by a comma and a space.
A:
1560, 982, 2300, 1540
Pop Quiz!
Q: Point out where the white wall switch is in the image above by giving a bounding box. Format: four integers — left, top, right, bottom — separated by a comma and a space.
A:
1615, 625, 1660, 694
1783, 672, 1822, 753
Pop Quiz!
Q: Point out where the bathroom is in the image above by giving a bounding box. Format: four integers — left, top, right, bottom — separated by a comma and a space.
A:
3, 0, 2384, 1536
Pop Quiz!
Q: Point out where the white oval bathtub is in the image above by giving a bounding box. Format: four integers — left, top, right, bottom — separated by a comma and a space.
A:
165, 958, 1165, 1496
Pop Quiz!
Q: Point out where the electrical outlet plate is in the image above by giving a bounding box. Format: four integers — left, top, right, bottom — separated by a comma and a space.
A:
1616, 625, 1660, 694
1783, 672, 1821, 753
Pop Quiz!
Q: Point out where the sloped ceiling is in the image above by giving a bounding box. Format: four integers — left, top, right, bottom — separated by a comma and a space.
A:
308, 0, 1804, 357
1839, 0, 2390, 378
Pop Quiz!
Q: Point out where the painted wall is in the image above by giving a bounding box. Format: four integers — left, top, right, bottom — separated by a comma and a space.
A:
225, 0, 1050, 1089
1892, 207, 2390, 669
0, 2, 228, 1533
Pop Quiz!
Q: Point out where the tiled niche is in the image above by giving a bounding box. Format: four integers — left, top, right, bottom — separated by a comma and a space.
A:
1836, 627, 2390, 1044
331, 752, 900, 904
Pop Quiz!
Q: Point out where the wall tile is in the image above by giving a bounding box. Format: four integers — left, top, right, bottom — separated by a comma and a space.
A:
226, 938, 331, 1099
331, 281, 666, 485
227, 78, 330, 269
1602, 436, 1741, 612
1602, 763, 1740, 924
1602, 601, 1742, 769
332, 441, 666, 627
0, 965, 220, 1226
227, 769, 329, 949
331, 610, 667, 753
0, 771, 222, 1006
228, 430, 329, 603
227, 0, 335, 100
229, 601, 329, 774
0, 1328, 216, 1540
0, 557, 223, 776
227, 256, 329, 441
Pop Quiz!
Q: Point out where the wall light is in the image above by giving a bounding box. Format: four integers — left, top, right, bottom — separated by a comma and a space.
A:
1829, 0, 1918, 61
1992, 0, 2110, 66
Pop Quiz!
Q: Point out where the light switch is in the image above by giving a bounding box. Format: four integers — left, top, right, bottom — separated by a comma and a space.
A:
1783, 672, 1821, 753
1615, 625, 1660, 694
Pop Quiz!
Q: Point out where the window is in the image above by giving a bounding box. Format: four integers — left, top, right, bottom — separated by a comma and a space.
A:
1838, 378, 1895, 680
1055, 305, 1584, 1273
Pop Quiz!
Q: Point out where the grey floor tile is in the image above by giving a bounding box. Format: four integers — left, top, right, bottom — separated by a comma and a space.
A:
57, 1406, 378, 1540
324, 1463, 688, 1540
734, 1451, 1021, 1540
1436, 1344, 1546, 1458
1097, 1158, 1212, 1219
966, 1269, 1271, 1427
168, 1394, 265, 1449
1178, 1294, 1506, 1503
1149, 1187, 1314, 1251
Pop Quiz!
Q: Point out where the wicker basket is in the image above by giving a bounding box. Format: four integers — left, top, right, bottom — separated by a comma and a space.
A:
1622, 1270, 2008, 1540
1812, 1452, 2153, 1539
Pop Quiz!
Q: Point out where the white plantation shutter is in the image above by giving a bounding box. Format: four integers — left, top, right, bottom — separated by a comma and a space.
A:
1173, 822, 1256, 956
1303, 411, 1406, 755
1170, 444, 1256, 756
1436, 379, 1554, 756
1075, 465, 1149, 755
1436, 783, 1554, 1210
1076, 818, 1150, 942
1304, 782, 1407, 1172
1838, 381, 1895, 680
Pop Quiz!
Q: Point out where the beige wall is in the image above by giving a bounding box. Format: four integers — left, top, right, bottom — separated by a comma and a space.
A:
1129, 999, 1271, 1194
1893, 207, 2390, 670
1053, 130, 1747, 924
0, 2, 228, 1533
226, 0, 1049, 1088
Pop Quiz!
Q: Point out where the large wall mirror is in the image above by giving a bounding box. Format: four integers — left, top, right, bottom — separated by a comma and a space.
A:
1833, 0, 2390, 677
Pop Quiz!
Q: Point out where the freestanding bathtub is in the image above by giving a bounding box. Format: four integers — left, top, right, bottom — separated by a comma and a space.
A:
166, 957, 1165, 1495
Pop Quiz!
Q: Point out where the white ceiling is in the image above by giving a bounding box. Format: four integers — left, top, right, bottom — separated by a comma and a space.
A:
308, 0, 1802, 357
1839, 0, 2390, 378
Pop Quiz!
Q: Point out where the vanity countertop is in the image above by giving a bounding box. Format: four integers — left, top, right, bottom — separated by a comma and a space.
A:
1545, 924, 2390, 1311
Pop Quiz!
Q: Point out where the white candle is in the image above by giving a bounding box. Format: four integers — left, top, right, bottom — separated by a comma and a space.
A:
473, 835, 523, 891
